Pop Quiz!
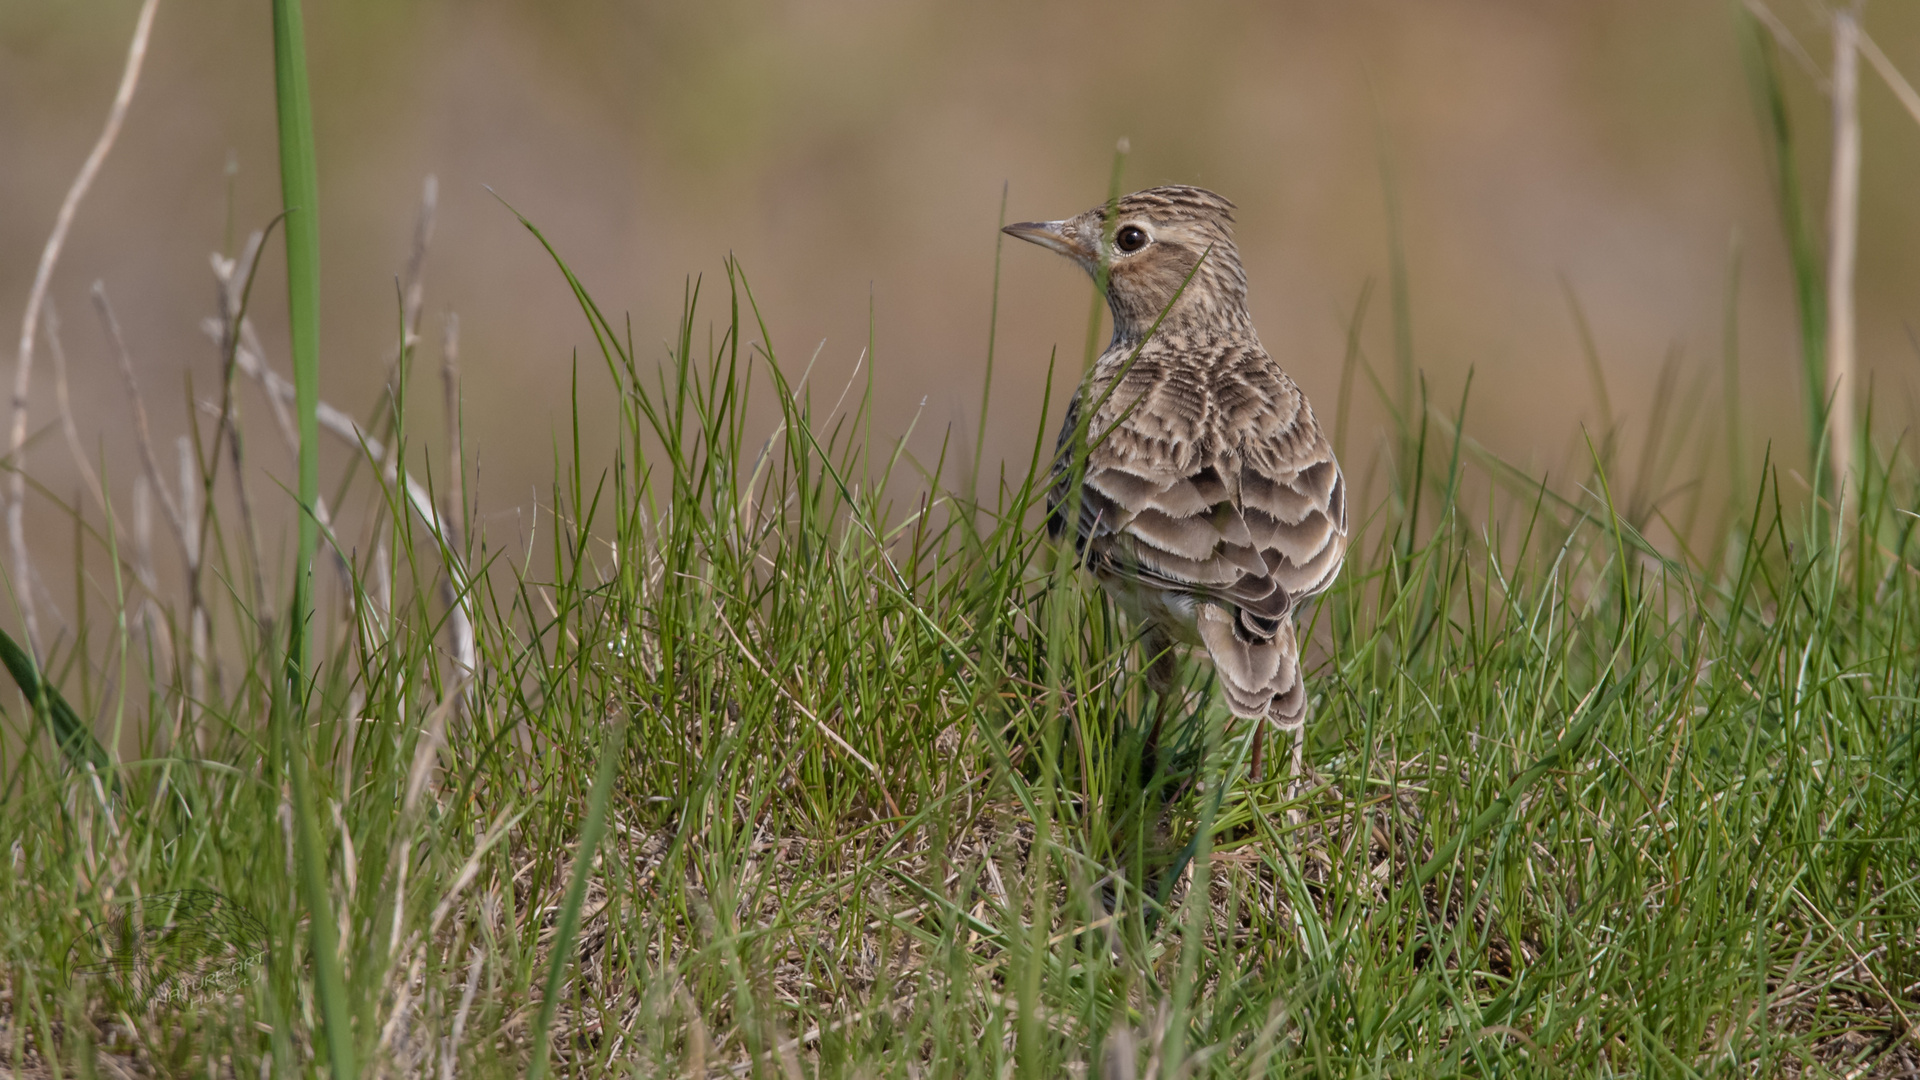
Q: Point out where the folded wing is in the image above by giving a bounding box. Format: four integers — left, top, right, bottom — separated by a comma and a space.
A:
1050, 342, 1348, 721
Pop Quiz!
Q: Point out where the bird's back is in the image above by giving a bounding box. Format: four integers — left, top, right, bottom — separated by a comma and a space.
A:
1006, 181, 1346, 733
1051, 332, 1348, 724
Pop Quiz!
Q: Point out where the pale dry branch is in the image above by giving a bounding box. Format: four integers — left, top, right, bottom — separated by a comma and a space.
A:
9, 0, 161, 647
402, 176, 438, 355
129, 475, 170, 676
441, 947, 485, 1080
439, 313, 474, 690
1859, 29, 1920, 135
1742, 0, 1830, 92
44, 300, 109, 521
1825, 4, 1861, 493
178, 436, 206, 715
93, 282, 186, 547
131, 476, 154, 596
203, 318, 480, 691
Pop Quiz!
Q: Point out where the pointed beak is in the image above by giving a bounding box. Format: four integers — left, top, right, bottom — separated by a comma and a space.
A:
1002, 219, 1089, 261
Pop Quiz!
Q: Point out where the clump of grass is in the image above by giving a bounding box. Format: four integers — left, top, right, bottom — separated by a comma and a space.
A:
6, 13, 1920, 1069
4, 187, 1919, 1075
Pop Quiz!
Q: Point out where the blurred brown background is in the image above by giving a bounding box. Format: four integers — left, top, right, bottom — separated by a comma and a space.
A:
4, 0, 1919, 594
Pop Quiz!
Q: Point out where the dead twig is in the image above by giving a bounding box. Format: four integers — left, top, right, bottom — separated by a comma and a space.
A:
1824, 3, 1861, 494
211, 240, 274, 634
92, 283, 186, 548
439, 312, 474, 691
176, 435, 206, 716
1859, 29, 1920, 133
9, 0, 160, 648
44, 300, 109, 522
1741, 0, 1830, 92
201, 321, 478, 691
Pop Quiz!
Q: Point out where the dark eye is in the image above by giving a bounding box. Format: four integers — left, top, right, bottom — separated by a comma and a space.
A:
1115, 225, 1148, 253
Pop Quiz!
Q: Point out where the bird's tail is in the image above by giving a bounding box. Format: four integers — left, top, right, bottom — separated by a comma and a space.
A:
1194, 603, 1306, 732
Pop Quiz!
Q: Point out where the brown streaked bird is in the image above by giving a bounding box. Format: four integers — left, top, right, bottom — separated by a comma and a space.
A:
1005, 185, 1347, 778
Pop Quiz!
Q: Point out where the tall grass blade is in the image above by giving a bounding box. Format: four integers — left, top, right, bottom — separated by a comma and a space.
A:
1736, 5, 1829, 493
1372, 88, 1416, 457
0, 624, 111, 781
1823, 6, 1861, 498
1723, 230, 1746, 506
972, 181, 1009, 496
270, 1, 354, 1077
527, 714, 628, 1080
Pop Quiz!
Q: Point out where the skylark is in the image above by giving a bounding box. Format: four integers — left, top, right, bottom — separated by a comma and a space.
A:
1005, 185, 1348, 778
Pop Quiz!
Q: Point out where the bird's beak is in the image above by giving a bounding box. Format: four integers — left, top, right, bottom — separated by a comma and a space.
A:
1002, 219, 1089, 261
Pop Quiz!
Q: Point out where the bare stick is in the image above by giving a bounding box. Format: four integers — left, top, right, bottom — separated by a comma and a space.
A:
220, 370, 273, 632
9, 0, 160, 646
1859, 29, 1920, 135
371, 536, 392, 640
441, 313, 464, 550
98, 282, 195, 717
130, 474, 171, 673
93, 283, 186, 546
241, 316, 299, 451
398, 176, 475, 689
212, 326, 478, 684
376, 175, 438, 395
1825, 4, 1861, 495
44, 300, 109, 520
1742, 0, 1830, 90
179, 436, 206, 718
441, 947, 485, 1080
439, 313, 474, 690
403, 176, 438, 353
213, 249, 274, 632
131, 476, 155, 597
198, 319, 375, 586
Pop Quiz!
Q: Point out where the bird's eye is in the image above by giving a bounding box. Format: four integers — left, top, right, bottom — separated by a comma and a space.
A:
1115, 225, 1148, 253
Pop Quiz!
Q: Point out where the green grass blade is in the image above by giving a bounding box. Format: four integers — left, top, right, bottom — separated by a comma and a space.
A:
528, 713, 628, 1080
0, 624, 111, 781
1734, 5, 1828, 494
272, 0, 322, 685
270, 1, 353, 1077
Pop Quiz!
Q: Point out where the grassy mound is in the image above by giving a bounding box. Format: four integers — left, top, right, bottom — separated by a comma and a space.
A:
3, 210, 1919, 1076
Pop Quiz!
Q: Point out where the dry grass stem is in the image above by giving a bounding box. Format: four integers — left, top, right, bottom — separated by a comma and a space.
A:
439, 312, 474, 690
177, 434, 207, 719
1742, 0, 1831, 91
44, 300, 110, 522
1824, 3, 1861, 495
1858, 29, 1920, 132
8, 0, 160, 648
92, 282, 187, 548
200, 311, 477, 683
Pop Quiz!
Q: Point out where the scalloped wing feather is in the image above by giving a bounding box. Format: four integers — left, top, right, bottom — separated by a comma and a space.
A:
1049, 337, 1347, 724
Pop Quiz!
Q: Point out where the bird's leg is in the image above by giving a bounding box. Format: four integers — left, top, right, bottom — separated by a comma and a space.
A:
1249, 721, 1266, 784
1141, 625, 1179, 760
1285, 730, 1307, 828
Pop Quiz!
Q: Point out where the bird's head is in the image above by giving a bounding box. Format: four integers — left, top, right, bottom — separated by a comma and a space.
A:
1004, 185, 1250, 343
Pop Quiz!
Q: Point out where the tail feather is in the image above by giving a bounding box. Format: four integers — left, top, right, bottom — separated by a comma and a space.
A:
1194, 604, 1305, 730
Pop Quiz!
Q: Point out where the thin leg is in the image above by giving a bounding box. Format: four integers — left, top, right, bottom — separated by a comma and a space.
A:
1283, 730, 1306, 829
1249, 721, 1266, 784
1142, 624, 1178, 758
1142, 624, 1179, 696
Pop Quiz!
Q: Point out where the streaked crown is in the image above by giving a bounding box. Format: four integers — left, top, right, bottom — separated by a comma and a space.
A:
1004, 185, 1252, 343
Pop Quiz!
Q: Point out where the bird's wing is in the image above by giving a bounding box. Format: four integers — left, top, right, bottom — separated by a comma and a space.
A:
1050, 343, 1348, 631
1231, 357, 1348, 610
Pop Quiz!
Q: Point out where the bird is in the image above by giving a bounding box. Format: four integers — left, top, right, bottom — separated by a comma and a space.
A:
1004, 185, 1348, 781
